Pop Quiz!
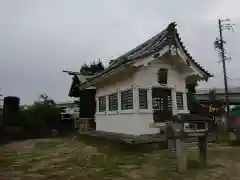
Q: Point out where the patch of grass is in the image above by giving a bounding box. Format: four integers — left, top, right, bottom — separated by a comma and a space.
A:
187, 159, 204, 169
0, 156, 16, 170
0, 151, 19, 170
34, 140, 62, 150
1, 136, 240, 180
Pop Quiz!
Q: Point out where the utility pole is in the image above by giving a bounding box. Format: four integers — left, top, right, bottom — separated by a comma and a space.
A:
214, 19, 235, 130
0, 88, 3, 106
0, 88, 3, 127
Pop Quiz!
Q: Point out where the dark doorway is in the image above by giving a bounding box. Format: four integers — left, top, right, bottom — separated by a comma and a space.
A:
79, 89, 96, 129
152, 88, 172, 122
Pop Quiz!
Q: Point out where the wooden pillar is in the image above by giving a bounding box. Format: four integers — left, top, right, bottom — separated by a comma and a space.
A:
171, 89, 177, 116
176, 138, 187, 172
133, 84, 138, 113
182, 91, 188, 113
148, 85, 153, 112
198, 136, 207, 166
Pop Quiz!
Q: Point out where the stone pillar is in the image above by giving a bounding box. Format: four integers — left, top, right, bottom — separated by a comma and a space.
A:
167, 138, 175, 150
166, 122, 175, 149
198, 136, 207, 166
176, 138, 187, 172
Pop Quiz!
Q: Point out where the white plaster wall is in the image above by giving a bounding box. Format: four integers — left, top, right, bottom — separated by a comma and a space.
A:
95, 74, 134, 97
95, 56, 187, 135
133, 59, 186, 91
96, 58, 186, 96
96, 113, 159, 135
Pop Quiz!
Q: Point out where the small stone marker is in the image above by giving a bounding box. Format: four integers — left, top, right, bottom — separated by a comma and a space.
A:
167, 114, 209, 173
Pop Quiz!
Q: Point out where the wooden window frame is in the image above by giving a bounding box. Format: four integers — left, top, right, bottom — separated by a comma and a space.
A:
121, 89, 133, 110
158, 68, 168, 85
108, 92, 118, 111
176, 92, 184, 110
98, 96, 106, 112
138, 88, 148, 109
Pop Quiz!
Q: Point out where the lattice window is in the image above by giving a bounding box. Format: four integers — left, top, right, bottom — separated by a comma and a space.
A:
152, 97, 164, 111
152, 94, 172, 111
168, 95, 172, 110
121, 89, 133, 110
108, 93, 118, 111
176, 92, 184, 110
98, 96, 106, 112
139, 89, 148, 109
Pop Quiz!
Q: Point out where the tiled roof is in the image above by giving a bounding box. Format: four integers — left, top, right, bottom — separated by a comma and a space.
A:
80, 22, 212, 87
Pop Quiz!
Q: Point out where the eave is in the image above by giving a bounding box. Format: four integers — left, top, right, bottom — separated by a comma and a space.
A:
63, 70, 95, 97
173, 29, 213, 80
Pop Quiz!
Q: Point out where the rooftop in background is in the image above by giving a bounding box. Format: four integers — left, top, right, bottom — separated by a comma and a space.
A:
196, 87, 240, 105
56, 100, 78, 107
196, 87, 240, 94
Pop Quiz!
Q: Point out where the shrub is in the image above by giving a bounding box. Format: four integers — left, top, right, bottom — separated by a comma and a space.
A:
20, 102, 61, 138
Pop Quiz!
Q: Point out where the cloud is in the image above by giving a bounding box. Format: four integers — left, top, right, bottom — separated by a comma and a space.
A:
204, 0, 240, 21
0, 0, 239, 104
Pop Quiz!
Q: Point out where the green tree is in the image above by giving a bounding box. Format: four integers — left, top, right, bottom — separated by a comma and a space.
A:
20, 94, 61, 138
80, 60, 105, 75
208, 89, 224, 116
186, 83, 201, 114
208, 89, 226, 141
209, 89, 217, 106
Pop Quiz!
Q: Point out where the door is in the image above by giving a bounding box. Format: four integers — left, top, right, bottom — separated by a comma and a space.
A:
79, 89, 96, 130
152, 88, 172, 122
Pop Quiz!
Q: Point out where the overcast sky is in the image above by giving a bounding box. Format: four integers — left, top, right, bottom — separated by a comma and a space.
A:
0, 0, 240, 104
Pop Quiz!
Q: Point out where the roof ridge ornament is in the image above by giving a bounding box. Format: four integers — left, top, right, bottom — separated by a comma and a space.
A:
170, 45, 177, 56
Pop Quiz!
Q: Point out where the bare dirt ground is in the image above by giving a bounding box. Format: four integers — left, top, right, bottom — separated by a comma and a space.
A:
0, 136, 240, 180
